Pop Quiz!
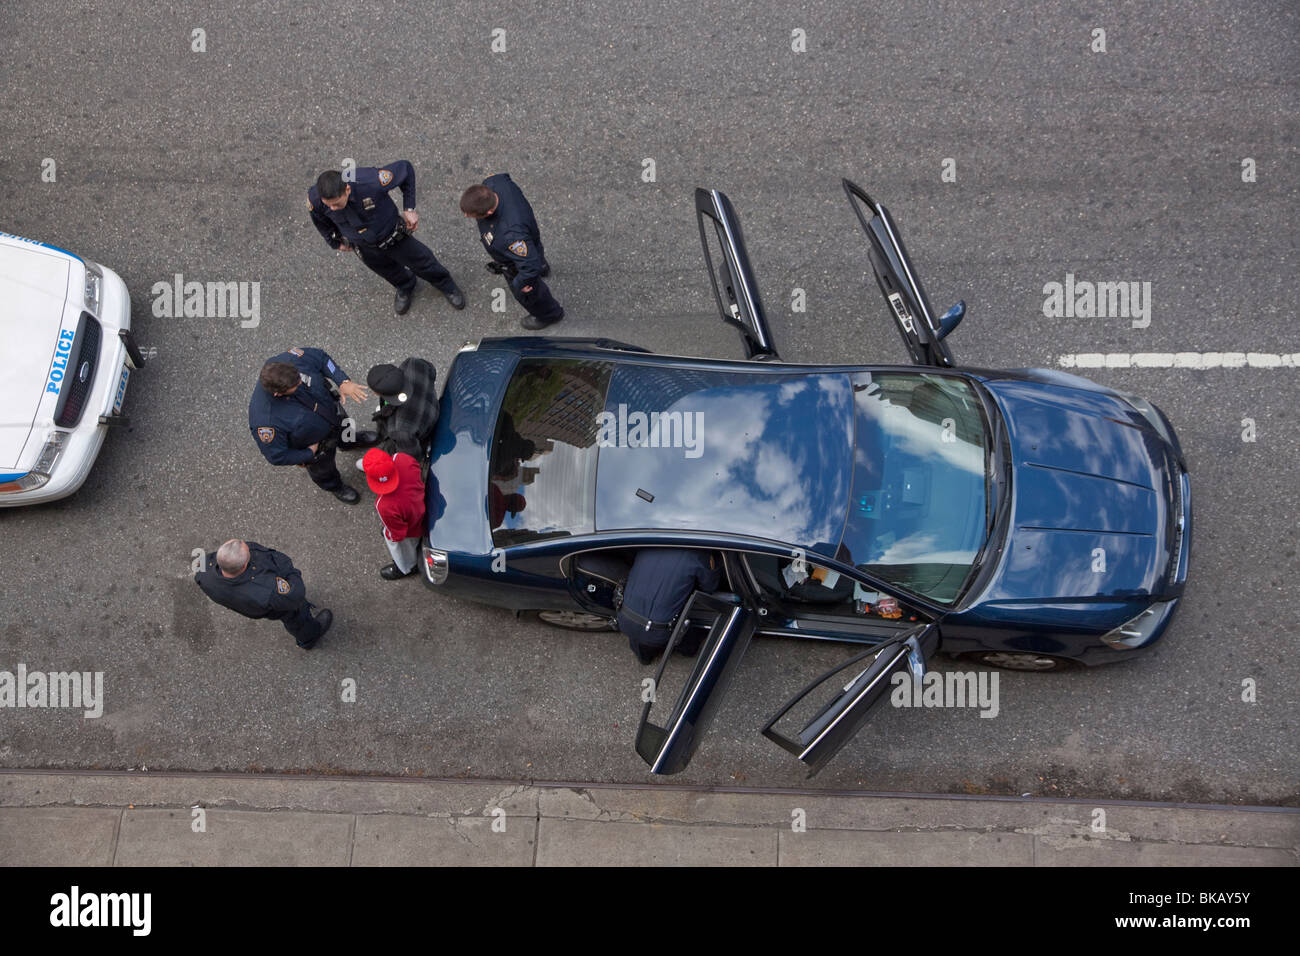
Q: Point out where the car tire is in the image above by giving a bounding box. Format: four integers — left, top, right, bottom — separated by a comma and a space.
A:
524, 610, 618, 632
959, 651, 1077, 673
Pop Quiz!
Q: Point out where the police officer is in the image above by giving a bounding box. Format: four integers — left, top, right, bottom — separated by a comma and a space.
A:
309, 162, 466, 316
249, 346, 378, 504
616, 549, 722, 664
460, 173, 563, 330
195, 539, 332, 649
365, 358, 439, 460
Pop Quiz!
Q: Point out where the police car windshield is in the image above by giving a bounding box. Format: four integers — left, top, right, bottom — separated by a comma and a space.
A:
840, 371, 989, 605
489, 358, 613, 547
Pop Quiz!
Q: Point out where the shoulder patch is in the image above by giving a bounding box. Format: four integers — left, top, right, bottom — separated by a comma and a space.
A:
378, 168, 393, 186
508, 240, 528, 257
289, 348, 304, 356
258, 427, 276, 444
275, 577, 290, 594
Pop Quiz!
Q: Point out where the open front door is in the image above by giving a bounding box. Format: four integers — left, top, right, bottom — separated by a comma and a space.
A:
842, 179, 960, 368
695, 188, 780, 361
762, 622, 940, 777
635, 591, 757, 774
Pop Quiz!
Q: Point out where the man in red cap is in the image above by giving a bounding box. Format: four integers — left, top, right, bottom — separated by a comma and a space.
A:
361, 448, 427, 579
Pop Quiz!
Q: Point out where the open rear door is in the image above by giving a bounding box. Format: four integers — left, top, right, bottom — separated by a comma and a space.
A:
842, 179, 959, 368
635, 591, 757, 774
695, 188, 780, 361
762, 623, 940, 777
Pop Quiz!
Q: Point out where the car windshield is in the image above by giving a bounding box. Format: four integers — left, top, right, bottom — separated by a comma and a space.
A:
489, 358, 614, 547
840, 371, 989, 604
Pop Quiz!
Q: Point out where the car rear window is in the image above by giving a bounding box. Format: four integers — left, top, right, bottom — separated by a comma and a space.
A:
489, 358, 613, 547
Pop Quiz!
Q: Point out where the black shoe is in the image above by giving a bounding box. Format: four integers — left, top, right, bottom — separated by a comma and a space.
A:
485, 261, 507, 276
443, 285, 466, 310
634, 646, 660, 665
380, 563, 416, 581
339, 430, 380, 450
299, 609, 332, 649
330, 485, 360, 504
521, 310, 564, 331
394, 288, 414, 315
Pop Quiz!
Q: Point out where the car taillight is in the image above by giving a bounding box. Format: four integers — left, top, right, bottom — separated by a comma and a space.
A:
423, 548, 449, 585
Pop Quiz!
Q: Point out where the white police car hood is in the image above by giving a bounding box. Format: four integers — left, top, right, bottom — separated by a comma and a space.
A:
0, 235, 82, 470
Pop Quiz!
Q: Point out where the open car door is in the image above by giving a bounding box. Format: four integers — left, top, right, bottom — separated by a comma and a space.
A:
842, 179, 962, 369
695, 187, 780, 361
762, 622, 940, 777
635, 591, 757, 774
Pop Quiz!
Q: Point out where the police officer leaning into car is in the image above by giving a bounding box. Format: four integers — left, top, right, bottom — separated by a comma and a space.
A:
249, 347, 378, 504
616, 549, 722, 665
309, 161, 466, 316
195, 539, 332, 649
460, 173, 564, 330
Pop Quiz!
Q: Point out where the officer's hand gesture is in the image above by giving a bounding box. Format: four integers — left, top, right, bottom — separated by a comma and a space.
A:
338, 242, 354, 252
401, 209, 419, 232
338, 381, 370, 405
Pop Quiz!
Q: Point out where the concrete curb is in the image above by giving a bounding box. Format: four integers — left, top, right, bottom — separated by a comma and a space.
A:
1, 771, 1295, 866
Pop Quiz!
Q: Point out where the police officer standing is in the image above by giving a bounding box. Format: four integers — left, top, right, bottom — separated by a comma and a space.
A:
195, 539, 332, 649
249, 346, 378, 504
460, 173, 564, 330
309, 161, 466, 316
616, 549, 722, 664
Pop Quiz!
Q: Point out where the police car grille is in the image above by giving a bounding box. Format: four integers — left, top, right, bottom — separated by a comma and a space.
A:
54, 315, 101, 427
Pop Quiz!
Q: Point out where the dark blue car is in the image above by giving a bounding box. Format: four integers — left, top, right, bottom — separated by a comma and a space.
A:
420, 182, 1192, 776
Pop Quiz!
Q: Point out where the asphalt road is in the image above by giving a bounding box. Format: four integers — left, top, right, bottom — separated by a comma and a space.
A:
0, 0, 1296, 804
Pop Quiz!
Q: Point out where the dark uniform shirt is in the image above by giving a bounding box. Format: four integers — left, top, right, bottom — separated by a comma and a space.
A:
377, 357, 440, 459
249, 347, 351, 466
194, 542, 306, 620
617, 549, 722, 631
307, 161, 417, 248
475, 173, 546, 290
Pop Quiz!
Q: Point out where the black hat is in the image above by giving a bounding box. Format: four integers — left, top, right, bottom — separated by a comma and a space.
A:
366, 363, 406, 397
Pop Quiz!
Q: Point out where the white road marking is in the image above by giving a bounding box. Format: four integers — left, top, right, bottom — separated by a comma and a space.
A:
1058, 353, 1300, 369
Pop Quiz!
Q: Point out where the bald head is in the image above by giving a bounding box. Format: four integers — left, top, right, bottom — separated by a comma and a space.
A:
216, 540, 250, 577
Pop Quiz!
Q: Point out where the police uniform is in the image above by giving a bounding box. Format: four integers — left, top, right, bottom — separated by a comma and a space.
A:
194, 542, 329, 648
249, 347, 371, 495
308, 161, 463, 309
616, 549, 722, 664
475, 173, 564, 329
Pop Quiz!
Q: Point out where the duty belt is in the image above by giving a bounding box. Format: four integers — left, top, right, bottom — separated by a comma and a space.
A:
619, 606, 674, 632
376, 224, 410, 251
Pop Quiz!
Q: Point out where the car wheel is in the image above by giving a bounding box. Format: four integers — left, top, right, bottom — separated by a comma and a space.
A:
961, 651, 1076, 672
528, 610, 617, 631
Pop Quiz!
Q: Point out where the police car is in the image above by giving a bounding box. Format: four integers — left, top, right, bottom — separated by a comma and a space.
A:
0, 231, 144, 506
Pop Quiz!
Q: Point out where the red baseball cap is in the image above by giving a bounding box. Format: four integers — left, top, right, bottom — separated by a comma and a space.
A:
362, 448, 400, 495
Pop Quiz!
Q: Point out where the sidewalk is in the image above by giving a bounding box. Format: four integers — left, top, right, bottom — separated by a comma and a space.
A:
1, 770, 1295, 866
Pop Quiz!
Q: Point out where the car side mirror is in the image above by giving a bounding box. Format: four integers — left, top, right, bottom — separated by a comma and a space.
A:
937, 300, 965, 340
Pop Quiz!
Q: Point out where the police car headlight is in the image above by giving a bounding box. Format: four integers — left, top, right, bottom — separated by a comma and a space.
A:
422, 547, 449, 585
83, 262, 103, 315
0, 432, 67, 494
1101, 600, 1174, 650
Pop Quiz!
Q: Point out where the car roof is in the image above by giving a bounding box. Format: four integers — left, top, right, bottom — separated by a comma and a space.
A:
592, 360, 856, 558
